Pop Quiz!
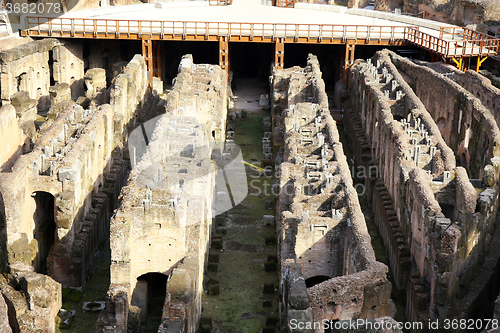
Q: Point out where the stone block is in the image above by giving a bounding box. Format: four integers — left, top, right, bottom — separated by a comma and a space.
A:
84, 68, 106, 98
263, 283, 275, 294
263, 215, 275, 226
265, 236, 276, 245
58, 163, 79, 182
19, 272, 46, 293
47, 100, 74, 120
127, 305, 141, 332
31, 288, 53, 308
49, 83, 72, 106
208, 283, 219, 295
58, 309, 76, 329
167, 268, 193, 303
212, 238, 223, 249
287, 264, 309, 310
10, 91, 37, 118
287, 308, 313, 333
264, 262, 277, 272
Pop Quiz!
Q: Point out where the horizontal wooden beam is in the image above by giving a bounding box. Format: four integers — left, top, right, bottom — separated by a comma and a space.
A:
21, 30, 408, 46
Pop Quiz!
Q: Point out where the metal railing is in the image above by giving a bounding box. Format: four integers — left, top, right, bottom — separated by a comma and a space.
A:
209, 0, 232, 6
275, 0, 295, 8
21, 16, 500, 58
23, 16, 411, 42
407, 26, 499, 58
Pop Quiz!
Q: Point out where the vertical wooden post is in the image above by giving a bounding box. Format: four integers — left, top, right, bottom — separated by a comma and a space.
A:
152, 40, 161, 80
275, 37, 285, 70
343, 40, 355, 86
142, 35, 153, 88
219, 36, 229, 81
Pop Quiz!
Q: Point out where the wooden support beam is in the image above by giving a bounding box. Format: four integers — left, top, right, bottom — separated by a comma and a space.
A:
275, 37, 285, 70
142, 35, 154, 88
476, 56, 488, 72
152, 40, 161, 80
219, 36, 230, 81
452, 57, 463, 71
343, 40, 355, 86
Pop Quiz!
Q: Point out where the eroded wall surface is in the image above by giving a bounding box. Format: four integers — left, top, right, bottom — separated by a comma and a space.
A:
0, 43, 150, 330
346, 49, 500, 322
273, 54, 393, 333
103, 55, 228, 333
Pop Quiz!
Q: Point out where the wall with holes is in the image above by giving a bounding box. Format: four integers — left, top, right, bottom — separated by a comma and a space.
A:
274, 54, 392, 332
0, 39, 56, 110
0, 54, 150, 289
0, 39, 87, 112
0, 104, 27, 171
386, 50, 500, 181
106, 56, 227, 333
347, 50, 500, 321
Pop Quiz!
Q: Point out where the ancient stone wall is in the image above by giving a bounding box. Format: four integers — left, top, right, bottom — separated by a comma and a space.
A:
274, 54, 392, 333
109, 54, 149, 144
105, 55, 227, 333
429, 65, 500, 133
386, 50, 500, 181
374, 0, 500, 25
0, 263, 62, 333
346, 50, 500, 321
0, 104, 27, 171
53, 41, 85, 101
0, 39, 89, 112
0, 52, 149, 284
0, 39, 58, 111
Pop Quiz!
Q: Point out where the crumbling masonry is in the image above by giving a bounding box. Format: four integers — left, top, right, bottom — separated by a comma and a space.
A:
272, 54, 395, 333
101, 55, 228, 332
0, 38, 150, 330
345, 49, 500, 323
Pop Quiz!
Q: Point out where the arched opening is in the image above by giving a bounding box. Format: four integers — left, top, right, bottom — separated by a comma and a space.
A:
305, 275, 331, 288
32, 191, 56, 274
131, 272, 168, 328
439, 203, 456, 223
436, 117, 448, 143
461, 153, 468, 170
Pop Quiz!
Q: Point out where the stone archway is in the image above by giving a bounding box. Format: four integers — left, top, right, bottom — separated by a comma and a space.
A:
32, 191, 56, 274
305, 275, 332, 288
131, 272, 169, 326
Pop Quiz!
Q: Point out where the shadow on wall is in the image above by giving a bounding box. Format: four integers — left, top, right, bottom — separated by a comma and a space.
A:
294, 221, 347, 281
32, 191, 56, 275
47, 144, 127, 288
131, 272, 169, 324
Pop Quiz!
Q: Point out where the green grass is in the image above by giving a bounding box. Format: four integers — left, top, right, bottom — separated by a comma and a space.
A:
201, 109, 279, 333
232, 114, 265, 164
59, 245, 110, 333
